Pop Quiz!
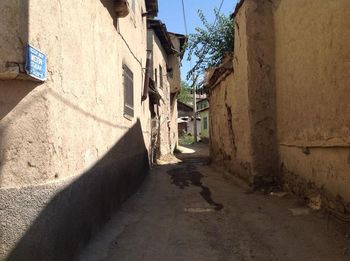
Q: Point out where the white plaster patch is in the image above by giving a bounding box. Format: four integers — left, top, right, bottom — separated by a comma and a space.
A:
84, 148, 98, 169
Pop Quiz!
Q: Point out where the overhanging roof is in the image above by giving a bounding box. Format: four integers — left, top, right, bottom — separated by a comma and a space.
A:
169, 32, 188, 59
145, 0, 158, 17
177, 100, 193, 110
148, 19, 175, 55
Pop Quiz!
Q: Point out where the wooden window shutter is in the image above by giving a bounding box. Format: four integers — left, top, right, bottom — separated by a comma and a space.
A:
159, 65, 163, 89
123, 65, 134, 117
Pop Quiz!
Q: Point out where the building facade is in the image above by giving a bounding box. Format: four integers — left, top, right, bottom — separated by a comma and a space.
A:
208, 0, 350, 218
0, 0, 184, 259
197, 98, 210, 141
147, 20, 185, 159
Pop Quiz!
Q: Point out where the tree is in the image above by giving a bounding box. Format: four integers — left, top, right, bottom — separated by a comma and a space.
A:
178, 81, 192, 105
186, 9, 234, 83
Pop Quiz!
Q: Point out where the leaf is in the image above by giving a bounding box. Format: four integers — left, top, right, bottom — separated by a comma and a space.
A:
186, 9, 234, 85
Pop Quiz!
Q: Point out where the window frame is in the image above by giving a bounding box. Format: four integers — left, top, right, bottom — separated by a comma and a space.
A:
123, 64, 134, 119
159, 65, 163, 89
203, 116, 208, 130
154, 68, 158, 88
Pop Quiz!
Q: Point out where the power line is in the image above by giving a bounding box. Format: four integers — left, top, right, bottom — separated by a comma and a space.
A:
181, 0, 188, 35
213, 0, 225, 26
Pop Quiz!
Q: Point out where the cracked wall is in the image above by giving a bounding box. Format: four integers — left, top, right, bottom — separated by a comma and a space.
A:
148, 30, 177, 157
211, 0, 350, 215
210, 0, 277, 187
0, 0, 152, 259
274, 0, 350, 208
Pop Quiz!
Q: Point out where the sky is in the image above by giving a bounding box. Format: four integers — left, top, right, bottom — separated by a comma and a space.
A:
157, 0, 239, 82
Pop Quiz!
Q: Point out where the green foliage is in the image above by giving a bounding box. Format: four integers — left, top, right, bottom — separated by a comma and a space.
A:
179, 133, 195, 145
178, 81, 192, 105
186, 9, 234, 80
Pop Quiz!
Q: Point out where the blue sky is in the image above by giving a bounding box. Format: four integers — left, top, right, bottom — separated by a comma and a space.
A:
157, 0, 238, 81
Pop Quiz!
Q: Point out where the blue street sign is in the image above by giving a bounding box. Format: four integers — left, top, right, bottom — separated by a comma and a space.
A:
25, 45, 47, 81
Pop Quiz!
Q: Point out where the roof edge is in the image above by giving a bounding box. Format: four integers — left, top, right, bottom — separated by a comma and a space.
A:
148, 19, 176, 55
145, 0, 158, 17
231, 0, 246, 19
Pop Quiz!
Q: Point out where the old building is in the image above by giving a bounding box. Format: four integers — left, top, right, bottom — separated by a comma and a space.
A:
196, 98, 210, 142
208, 0, 350, 217
147, 19, 186, 159
177, 100, 193, 136
0, 0, 184, 259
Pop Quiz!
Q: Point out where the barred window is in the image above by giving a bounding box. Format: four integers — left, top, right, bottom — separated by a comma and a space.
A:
123, 65, 134, 118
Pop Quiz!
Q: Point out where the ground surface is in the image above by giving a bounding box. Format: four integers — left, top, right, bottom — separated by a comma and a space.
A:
77, 143, 350, 261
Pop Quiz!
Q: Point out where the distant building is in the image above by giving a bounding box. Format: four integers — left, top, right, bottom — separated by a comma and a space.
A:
197, 98, 210, 142
177, 101, 193, 136
147, 19, 186, 159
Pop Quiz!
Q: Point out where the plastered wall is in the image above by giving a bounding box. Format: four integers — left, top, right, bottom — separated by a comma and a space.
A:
274, 0, 350, 204
211, 0, 350, 212
168, 34, 182, 93
1, 0, 150, 188
0, 0, 152, 259
148, 30, 178, 156
210, 0, 277, 185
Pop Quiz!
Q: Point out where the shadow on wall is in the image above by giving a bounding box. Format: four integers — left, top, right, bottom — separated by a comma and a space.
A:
5, 119, 149, 261
100, 0, 119, 30
0, 81, 40, 187
0, 0, 34, 185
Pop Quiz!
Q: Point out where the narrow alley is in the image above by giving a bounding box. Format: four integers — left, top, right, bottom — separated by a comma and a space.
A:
1, 0, 349, 260
77, 143, 350, 261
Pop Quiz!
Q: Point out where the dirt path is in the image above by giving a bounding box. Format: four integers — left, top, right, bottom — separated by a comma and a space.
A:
77, 143, 350, 261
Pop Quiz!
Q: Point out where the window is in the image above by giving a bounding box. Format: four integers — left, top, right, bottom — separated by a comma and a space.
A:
123, 65, 134, 118
203, 117, 208, 130
159, 65, 163, 89
154, 68, 157, 88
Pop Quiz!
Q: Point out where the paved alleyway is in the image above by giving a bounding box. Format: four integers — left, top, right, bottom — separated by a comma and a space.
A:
77, 143, 350, 261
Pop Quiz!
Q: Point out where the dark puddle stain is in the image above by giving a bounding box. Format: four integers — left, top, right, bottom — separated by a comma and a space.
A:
167, 165, 224, 211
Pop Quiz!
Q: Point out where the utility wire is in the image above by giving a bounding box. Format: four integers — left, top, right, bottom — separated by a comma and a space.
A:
213, 0, 225, 26
187, 0, 226, 80
181, 0, 225, 88
181, 0, 189, 35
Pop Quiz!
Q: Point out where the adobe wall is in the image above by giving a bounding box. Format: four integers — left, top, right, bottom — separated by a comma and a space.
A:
245, 0, 278, 185
274, 0, 350, 207
210, 73, 236, 171
210, 0, 277, 186
0, 0, 151, 259
211, 0, 350, 213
